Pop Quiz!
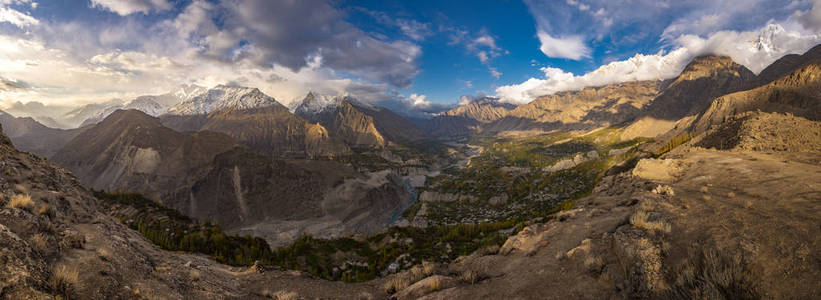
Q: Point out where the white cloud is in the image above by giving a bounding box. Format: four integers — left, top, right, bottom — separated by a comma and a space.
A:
443, 25, 506, 78
797, 0, 821, 31
396, 19, 432, 41
525, 0, 811, 59
458, 95, 472, 105
0, 0, 428, 110
408, 93, 431, 108
536, 31, 590, 60
497, 23, 821, 104
489, 67, 502, 78
90, 0, 171, 16
474, 34, 499, 49
0, 5, 37, 28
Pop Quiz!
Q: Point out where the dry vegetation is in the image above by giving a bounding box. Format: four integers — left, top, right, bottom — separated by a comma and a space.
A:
28, 233, 49, 255
38, 203, 55, 218
383, 261, 438, 294
50, 265, 79, 298
6, 193, 33, 211
263, 290, 298, 300
459, 270, 481, 284
630, 210, 671, 234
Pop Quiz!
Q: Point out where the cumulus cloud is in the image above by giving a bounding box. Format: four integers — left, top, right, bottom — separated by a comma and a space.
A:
0, 4, 37, 28
524, 0, 809, 59
408, 93, 431, 108
0, 0, 427, 110
500, 0, 821, 104
90, 0, 171, 16
537, 31, 590, 60
496, 48, 689, 104
497, 23, 821, 104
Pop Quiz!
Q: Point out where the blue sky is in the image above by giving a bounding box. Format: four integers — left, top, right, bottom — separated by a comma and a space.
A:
0, 0, 820, 111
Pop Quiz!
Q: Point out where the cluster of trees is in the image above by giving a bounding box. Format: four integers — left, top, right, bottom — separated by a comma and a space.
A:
94, 190, 520, 283
656, 132, 694, 156
96, 191, 276, 266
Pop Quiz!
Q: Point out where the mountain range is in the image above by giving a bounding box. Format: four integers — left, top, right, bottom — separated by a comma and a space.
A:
0, 36, 820, 299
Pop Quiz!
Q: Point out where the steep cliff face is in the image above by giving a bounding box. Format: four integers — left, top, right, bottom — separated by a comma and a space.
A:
295, 94, 427, 148
641, 55, 758, 121
621, 56, 758, 139
51, 109, 238, 200
756, 44, 821, 86
485, 80, 661, 134
691, 62, 821, 134
200, 104, 350, 158
330, 100, 387, 148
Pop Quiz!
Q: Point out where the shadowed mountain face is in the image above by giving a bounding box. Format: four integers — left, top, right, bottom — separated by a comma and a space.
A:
691, 62, 821, 134
757, 44, 821, 86
0, 111, 85, 158
641, 55, 758, 121
51, 110, 238, 198
295, 93, 427, 149
199, 104, 349, 158
620, 56, 759, 140
52, 109, 410, 246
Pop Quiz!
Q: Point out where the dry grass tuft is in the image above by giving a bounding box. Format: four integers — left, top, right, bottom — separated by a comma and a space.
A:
630, 210, 671, 234
96, 248, 111, 262
667, 248, 760, 299
59, 230, 85, 250
39, 203, 55, 218
428, 276, 441, 292
384, 261, 438, 294
421, 261, 437, 276
262, 290, 298, 300
50, 265, 79, 298
584, 256, 604, 274
7, 193, 33, 211
651, 185, 675, 196
459, 270, 482, 284
28, 233, 49, 254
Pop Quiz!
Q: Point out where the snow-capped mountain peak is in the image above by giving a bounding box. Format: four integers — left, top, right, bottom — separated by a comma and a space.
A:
754, 23, 787, 53
173, 84, 207, 102
165, 85, 281, 115
294, 92, 343, 115
294, 91, 375, 116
